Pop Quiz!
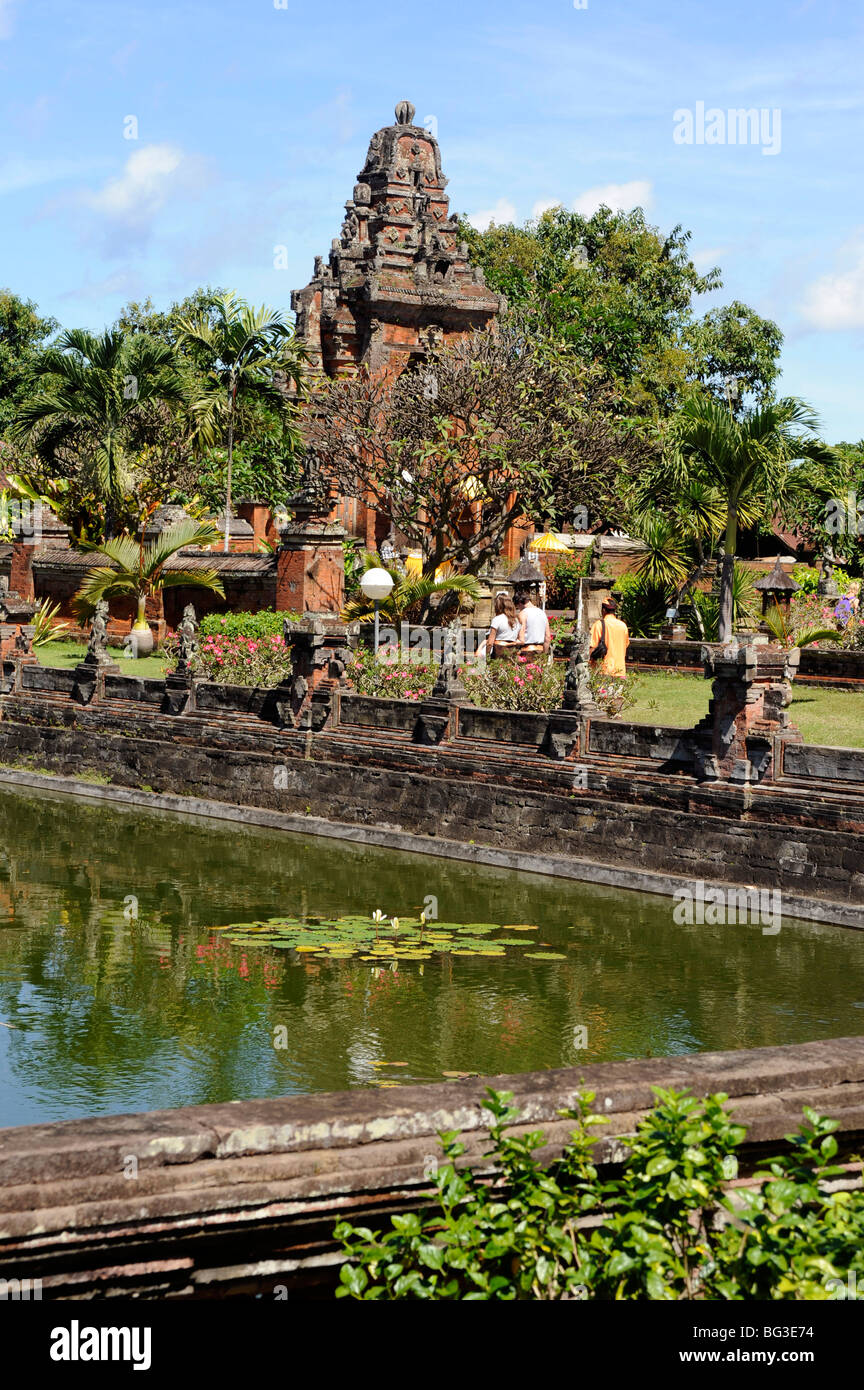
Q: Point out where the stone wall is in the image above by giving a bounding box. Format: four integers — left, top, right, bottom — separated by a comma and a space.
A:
0, 664, 863, 924
0, 1037, 861, 1298
627, 637, 864, 689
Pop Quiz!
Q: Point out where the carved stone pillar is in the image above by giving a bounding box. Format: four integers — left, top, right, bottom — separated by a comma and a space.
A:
694, 642, 801, 783
271, 616, 356, 730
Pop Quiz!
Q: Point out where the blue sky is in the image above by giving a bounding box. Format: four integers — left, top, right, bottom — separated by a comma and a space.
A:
1, 0, 862, 440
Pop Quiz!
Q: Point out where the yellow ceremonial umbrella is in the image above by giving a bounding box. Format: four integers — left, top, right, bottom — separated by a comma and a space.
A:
405, 550, 452, 581
529, 531, 570, 553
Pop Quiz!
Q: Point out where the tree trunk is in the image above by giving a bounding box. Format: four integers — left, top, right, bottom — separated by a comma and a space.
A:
718, 506, 738, 643
224, 386, 234, 555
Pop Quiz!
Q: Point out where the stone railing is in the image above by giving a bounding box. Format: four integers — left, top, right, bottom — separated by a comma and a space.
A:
0, 1037, 861, 1298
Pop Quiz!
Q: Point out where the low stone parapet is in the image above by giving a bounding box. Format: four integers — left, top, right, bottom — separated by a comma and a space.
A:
0, 1037, 861, 1298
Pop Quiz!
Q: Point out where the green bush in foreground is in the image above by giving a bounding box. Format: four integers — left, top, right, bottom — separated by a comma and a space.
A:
335, 1087, 864, 1300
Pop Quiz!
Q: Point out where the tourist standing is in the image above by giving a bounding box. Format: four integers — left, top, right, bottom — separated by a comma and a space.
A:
485, 593, 520, 660
517, 593, 551, 655
589, 597, 629, 677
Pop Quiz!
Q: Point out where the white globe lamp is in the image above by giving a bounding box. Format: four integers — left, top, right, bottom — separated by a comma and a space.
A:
360, 567, 394, 656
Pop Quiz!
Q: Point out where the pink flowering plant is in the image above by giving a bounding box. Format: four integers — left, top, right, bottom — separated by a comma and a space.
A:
464, 652, 563, 712
787, 585, 863, 648
171, 631, 292, 686
348, 644, 438, 701
588, 665, 641, 717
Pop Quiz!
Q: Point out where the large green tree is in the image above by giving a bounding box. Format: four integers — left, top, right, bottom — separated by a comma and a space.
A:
11, 328, 189, 537
667, 396, 835, 640
115, 290, 305, 515
307, 310, 654, 584
0, 290, 57, 433
460, 206, 782, 420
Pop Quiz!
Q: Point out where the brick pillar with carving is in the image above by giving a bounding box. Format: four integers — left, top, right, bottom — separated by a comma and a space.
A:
694, 642, 802, 783
275, 455, 346, 616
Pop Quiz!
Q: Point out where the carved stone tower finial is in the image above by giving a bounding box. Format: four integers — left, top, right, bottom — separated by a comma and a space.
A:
395, 99, 416, 126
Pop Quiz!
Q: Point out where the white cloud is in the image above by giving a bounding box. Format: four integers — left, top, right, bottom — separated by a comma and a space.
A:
85, 144, 186, 220
692, 246, 728, 271
466, 197, 516, 232
0, 1, 15, 40
800, 235, 864, 330
571, 179, 653, 217
79, 144, 210, 252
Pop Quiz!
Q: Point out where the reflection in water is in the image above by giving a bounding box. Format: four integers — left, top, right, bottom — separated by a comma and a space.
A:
0, 786, 862, 1128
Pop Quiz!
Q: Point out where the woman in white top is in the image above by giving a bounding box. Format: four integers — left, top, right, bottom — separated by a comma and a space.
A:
486, 593, 520, 659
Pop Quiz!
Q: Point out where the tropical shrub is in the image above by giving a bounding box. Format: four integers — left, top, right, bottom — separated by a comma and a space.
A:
348, 645, 438, 702
464, 652, 563, 712
613, 571, 667, 638
31, 598, 70, 648
336, 1086, 864, 1301
187, 631, 291, 686
589, 666, 641, 717
198, 609, 294, 641
792, 563, 852, 596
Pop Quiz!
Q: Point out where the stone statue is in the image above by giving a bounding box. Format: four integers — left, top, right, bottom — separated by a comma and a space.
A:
432, 620, 467, 701
589, 534, 604, 578
85, 600, 111, 667
175, 604, 198, 674
289, 449, 331, 518
817, 548, 839, 598
562, 631, 596, 712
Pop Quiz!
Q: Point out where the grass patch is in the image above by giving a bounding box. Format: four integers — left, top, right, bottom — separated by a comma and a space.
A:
37, 639, 168, 679
628, 670, 864, 749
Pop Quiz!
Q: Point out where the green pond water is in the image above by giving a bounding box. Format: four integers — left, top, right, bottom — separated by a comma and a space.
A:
0, 784, 863, 1129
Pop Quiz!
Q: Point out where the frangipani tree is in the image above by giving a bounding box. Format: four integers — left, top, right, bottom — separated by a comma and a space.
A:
176, 293, 308, 552
74, 518, 225, 634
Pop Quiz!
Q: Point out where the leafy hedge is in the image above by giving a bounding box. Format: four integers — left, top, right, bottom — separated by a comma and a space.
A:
198, 609, 294, 640
336, 1086, 863, 1301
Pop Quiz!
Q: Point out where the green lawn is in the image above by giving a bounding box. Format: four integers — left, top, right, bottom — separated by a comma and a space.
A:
37, 640, 169, 679
628, 670, 864, 749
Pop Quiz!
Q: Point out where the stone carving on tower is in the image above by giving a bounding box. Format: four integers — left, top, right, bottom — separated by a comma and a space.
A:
292, 101, 505, 379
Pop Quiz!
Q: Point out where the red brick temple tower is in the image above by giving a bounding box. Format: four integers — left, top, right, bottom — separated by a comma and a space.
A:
292, 100, 506, 549
292, 99, 503, 380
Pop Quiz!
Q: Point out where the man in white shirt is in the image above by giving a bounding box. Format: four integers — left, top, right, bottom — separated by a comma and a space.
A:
517, 596, 551, 653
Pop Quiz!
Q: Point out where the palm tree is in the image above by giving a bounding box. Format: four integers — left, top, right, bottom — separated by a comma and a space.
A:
342, 554, 481, 624
12, 329, 188, 533
761, 603, 842, 650
73, 519, 225, 639
670, 396, 835, 641
176, 293, 308, 553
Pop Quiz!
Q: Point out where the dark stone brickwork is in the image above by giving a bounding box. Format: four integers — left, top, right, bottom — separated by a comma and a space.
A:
0, 682, 862, 911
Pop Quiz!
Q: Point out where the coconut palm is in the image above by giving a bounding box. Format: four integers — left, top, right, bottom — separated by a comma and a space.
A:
670, 395, 835, 641
342, 554, 481, 624
12, 329, 188, 530
176, 293, 308, 552
73, 519, 225, 637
